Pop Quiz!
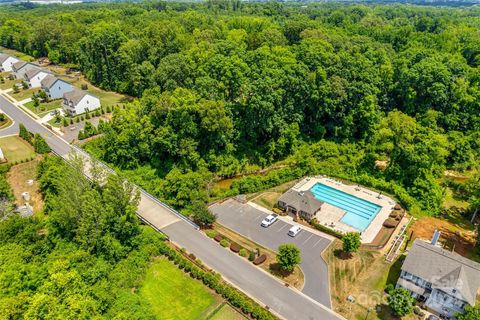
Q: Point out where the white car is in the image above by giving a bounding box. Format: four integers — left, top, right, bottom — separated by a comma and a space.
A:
261, 214, 278, 227
288, 225, 302, 237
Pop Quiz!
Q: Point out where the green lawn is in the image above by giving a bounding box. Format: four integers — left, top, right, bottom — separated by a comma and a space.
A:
57, 75, 126, 107
0, 77, 20, 90
25, 99, 62, 116
0, 114, 12, 129
140, 258, 217, 320
11, 87, 41, 102
0, 136, 35, 163
209, 304, 246, 320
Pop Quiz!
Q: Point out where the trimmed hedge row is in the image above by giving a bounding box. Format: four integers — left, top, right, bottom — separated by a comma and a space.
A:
310, 219, 344, 239
157, 242, 278, 320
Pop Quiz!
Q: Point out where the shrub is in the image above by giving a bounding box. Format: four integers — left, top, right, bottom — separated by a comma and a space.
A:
413, 306, 424, 316
239, 249, 248, 257
188, 253, 196, 260
253, 254, 267, 265
276, 244, 301, 272
33, 134, 51, 154
230, 243, 241, 253
206, 230, 217, 238
385, 284, 394, 294
248, 252, 256, 261
383, 218, 397, 228
220, 239, 229, 247
342, 232, 361, 254
310, 219, 344, 239
81, 83, 88, 90
214, 235, 223, 242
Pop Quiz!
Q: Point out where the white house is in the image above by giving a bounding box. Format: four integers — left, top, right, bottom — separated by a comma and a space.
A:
12, 61, 38, 80
62, 89, 100, 116
396, 237, 480, 318
24, 68, 51, 88
0, 54, 19, 72
40, 75, 73, 99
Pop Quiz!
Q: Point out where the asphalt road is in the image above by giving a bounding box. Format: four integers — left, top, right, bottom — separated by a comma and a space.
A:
0, 94, 344, 320
211, 200, 333, 307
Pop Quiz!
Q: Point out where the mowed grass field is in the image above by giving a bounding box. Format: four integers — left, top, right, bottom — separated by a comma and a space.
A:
0, 136, 35, 163
209, 304, 246, 320
140, 258, 219, 320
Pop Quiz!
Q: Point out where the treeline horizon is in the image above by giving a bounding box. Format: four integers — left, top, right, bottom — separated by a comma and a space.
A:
0, 1, 479, 218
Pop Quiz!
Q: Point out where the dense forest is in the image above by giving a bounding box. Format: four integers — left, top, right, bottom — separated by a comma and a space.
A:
0, 156, 168, 318
1, 2, 479, 218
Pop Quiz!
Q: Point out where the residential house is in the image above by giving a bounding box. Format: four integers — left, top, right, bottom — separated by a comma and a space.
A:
24, 68, 51, 88
62, 89, 100, 116
396, 238, 480, 318
12, 61, 38, 80
41, 76, 73, 99
0, 54, 19, 72
277, 190, 324, 220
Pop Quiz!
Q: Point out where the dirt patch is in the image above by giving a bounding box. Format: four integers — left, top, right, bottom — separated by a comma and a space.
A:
324, 240, 418, 320
7, 158, 43, 213
409, 216, 476, 258
251, 191, 282, 210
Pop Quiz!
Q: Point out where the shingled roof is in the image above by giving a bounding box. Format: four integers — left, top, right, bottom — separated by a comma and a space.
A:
402, 240, 480, 305
63, 89, 88, 105
12, 61, 27, 71
40, 75, 58, 89
0, 53, 13, 64
278, 190, 323, 215
24, 67, 50, 80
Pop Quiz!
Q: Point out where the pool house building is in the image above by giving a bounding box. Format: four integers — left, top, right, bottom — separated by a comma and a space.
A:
278, 190, 324, 220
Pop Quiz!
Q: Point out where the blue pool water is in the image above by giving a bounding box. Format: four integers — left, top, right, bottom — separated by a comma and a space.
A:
309, 183, 381, 231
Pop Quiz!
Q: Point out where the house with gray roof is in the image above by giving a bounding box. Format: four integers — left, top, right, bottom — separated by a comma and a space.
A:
12, 61, 38, 79
277, 190, 324, 220
41, 76, 73, 99
24, 68, 51, 88
0, 53, 19, 72
397, 238, 480, 318
62, 89, 100, 116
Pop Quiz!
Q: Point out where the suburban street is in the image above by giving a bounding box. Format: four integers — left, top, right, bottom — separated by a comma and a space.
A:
0, 94, 344, 320
211, 199, 333, 307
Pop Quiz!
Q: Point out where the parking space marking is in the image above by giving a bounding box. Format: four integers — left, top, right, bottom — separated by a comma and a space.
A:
312, 238, 323, 247
302, 234, 314, 245
277, 224, 288, 232
253, 214, 263, 222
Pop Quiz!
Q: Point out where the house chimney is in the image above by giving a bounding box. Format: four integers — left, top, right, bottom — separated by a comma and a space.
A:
431, 229, 441, 246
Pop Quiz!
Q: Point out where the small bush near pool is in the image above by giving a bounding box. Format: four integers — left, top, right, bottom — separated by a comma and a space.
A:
230, 243, 241, 253
220, 239, 230, 247
248, 252, 256, 261
214, 235, 223, 242
253, 254, 267, 265
239, 249, 248, 257
206, 230, 217, 238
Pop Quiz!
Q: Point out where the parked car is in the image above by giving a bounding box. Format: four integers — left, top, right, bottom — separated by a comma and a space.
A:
288, 225, 302, 237
261, 214, 278, 227
427, 315, 440, 320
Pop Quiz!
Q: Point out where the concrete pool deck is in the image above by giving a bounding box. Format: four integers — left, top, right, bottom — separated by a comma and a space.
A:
292, 176, 396, 243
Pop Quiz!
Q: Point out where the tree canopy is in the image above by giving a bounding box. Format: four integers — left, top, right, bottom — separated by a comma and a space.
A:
1, 2, 479, 216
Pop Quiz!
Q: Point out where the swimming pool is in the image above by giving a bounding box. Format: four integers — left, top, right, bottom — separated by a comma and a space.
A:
309, 183, 381, 231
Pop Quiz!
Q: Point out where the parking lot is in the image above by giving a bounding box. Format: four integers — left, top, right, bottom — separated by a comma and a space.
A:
210, 199, 333, 307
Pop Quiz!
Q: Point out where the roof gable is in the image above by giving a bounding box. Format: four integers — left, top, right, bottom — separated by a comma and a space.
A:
401, 240, 480, 305
279, 190, 324, 214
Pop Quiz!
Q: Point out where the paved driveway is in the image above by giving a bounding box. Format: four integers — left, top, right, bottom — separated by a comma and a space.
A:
211, 199, 333, 307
